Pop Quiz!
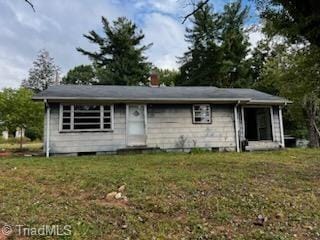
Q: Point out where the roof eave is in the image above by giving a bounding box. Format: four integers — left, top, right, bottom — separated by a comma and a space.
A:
247, 99, 292, 105
32, 96, 252, 103
32, 97, 291, 105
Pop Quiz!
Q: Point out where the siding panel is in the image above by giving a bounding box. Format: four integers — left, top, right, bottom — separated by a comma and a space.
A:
47, 104, 126, 153
46, 103, 239, 153
146, 104, 236, 150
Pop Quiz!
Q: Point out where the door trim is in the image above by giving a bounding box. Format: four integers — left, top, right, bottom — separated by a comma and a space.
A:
125, 104, 147, 147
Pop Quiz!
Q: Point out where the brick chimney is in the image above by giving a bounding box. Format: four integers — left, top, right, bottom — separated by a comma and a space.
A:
150, 73, 160, 87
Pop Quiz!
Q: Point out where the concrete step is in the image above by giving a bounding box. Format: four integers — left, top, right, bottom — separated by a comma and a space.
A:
245, 141, 281, 151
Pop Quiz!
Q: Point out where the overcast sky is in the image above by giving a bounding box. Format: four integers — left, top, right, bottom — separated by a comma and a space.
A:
0, 0, 261, 89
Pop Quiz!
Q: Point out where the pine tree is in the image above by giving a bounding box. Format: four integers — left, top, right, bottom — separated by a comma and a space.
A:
77, 17, 152, 85
255, 0, 320, 46
177, 2, 222, 86
219, 0, 250, 87
22, 49, 60, 92
178, 0, 250, 87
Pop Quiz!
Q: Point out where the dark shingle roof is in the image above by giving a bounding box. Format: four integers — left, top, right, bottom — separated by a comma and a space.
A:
33, 85, 289, 104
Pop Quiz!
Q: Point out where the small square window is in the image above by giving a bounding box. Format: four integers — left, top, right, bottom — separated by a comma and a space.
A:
192, 104, 211, 124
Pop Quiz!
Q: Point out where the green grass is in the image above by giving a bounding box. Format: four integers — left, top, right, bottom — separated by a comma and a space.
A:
0, 149, 319, 239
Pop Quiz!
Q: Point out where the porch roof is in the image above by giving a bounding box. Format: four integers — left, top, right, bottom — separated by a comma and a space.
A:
33, 85, 290, 105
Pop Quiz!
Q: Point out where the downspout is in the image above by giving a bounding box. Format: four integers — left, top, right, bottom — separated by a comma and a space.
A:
234, 101, 240, 152
279, 105, 285, 148
45, 99, 50, 157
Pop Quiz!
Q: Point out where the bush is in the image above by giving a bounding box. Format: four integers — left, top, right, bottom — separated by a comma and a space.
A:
25, 127, 42, 141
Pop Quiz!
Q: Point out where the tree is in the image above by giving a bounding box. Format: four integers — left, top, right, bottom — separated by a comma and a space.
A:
62, 65, 96, 85
248, 37, 286, 93
152, 68, 180, 86
249, 39, 271, 85
77, 17, 152, 85
178, 0, 250, 87
259, 45, 320, 146
22, 49, 60, 93
219, 0, 250, 87
177, 2, 223, 86
255, 0, 320, 46
0, 88, 44, 149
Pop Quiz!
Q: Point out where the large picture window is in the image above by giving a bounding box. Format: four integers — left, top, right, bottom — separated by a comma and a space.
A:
60, 104, 113, 131
192, 104, 211, 124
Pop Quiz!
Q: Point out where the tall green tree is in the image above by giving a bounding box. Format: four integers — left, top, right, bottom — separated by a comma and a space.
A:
22, 49, 60, 93
254, 0, 320, 147
178, 0, 250, 87
249, 39, 271, 85
219, 0, 250, 87
255, 0, 320, 46
249, 38, 285, 93
177, 2, 222, 86
0, 88, 43, 149
62, 65, 96, 85
260, 45, 320, 146
77, 17, 152, 85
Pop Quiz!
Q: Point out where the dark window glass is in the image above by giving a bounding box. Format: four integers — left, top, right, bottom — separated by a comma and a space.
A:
63, 118, 71, 123
74, 124, 100, 130
74, 118, 100, 124
63, 105, 71, 111
74, 105, 100, 111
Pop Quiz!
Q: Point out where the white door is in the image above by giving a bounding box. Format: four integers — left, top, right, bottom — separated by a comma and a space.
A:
127, 104, 146, 146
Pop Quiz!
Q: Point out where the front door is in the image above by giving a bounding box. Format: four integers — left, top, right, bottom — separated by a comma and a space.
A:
127, 104, 146, 146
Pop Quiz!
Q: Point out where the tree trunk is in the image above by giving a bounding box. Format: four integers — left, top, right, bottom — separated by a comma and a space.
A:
20, 128, 23, 151
303, 94, 320, 148
307, 114, 320, 148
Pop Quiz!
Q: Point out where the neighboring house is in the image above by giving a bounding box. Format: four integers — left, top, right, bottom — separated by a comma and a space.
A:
1, 124, 25, 140
33, 76, 290, 157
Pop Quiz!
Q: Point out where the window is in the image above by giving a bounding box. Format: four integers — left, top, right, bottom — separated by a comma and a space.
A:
60, 104, 113, 131
192, 104, 211, 124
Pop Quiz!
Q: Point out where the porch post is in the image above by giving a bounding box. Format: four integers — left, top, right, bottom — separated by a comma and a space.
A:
125, 104, 129, 146
241, 106, 245, 140
234, 103, 240, 152
270, 106, 275, 141
144, 104, 148, 137
279, 106, 285, 148
45, 100, 50, 158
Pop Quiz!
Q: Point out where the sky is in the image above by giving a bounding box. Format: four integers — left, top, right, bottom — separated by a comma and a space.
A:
0, 0, 262, 89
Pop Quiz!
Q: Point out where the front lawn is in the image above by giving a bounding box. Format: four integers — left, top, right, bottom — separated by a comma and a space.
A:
0, 149, 319, 239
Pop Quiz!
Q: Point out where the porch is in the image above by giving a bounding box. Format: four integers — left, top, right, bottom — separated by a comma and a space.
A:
239, 106, 284, 151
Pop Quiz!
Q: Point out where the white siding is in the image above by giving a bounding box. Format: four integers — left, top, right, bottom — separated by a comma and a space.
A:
44, 103, 283, 154
146, 104, 236, 150
46, 104, 126, 154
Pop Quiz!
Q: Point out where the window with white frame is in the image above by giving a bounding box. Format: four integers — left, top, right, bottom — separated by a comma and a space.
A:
60, 104, 113, 131
192, 104, 211, 124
